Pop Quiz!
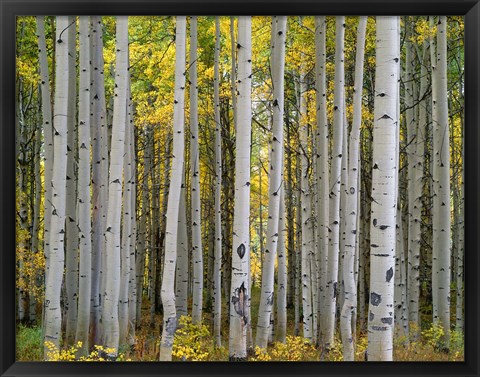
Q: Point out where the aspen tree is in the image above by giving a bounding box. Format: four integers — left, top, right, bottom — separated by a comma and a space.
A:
367, 16, 399, 362
175, 166, 189, 319
213, 15, 222, 347
90, 15, 109, 346
256, 16, 287, 349
340, 16, 367, 361
324, 16, 345, 348
277, 188, 287, 343
44, 16, 72, 357
314, 15, 329, 343
103, 16, 129, 356
75, 16, 92, 354
119, 81, 133, 346
431, 16, 451, 348
190, 16, 203, 325
159, 16, 187, 361
229, 16, 252, 361
65, 17, 78, 346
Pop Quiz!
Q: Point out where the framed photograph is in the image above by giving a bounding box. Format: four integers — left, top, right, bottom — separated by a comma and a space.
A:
1, 0, 479, 376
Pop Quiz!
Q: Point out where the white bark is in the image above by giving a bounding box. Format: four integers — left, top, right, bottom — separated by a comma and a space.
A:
314, 16, 329, 342
102, 16, 129, 356
277, 187, 287, 343
190, 16, 203, 325
228, 16, 252, 361
127, 96, 137, 345
431, 16, 451, 347
367, 16, 399, 362
256, 16, 287, 349
65, 18, 78, 346
159, 16, 186, 361
340, 16, 367, 361
213, 16, 222, 347
90, 15, 108, 346
175, 167, 189, 319
299, 72, 313, 342
324, 16, 345, 348
408, 41, 428, 333
119, 82, 133, 346
75, 17, 92, 354
44, 16, 71, 357
136, 127, 151, 325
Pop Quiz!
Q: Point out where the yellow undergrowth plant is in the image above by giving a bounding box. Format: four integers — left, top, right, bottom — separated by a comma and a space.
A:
44, 341, 130, 361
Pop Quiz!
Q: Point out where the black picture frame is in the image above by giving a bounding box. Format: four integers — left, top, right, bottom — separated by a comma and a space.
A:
1, 1, 478, 376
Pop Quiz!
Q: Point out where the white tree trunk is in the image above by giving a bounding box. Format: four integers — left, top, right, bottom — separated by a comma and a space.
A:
90, 15, 109, 347
75, 17, 92, 354
127, 96, 137, 345
324, 16, 345, 348
189, 16, 203, 325
65, 18, 78, 346
119, 81, 133, 347
102, 16, 129, 357
159, 16, 186, 361
256, 16, 287, 349
340, 16, 367, 361
175, 166, 189, 319
136, 126, 151, 325
408, 41, 428, 334
44, 16, 71, 357
213, 15, 222, 347
431, 16, 451, 348
276, 185, 287, 343
314, 16, 329, 343
367, 16, 399, 362
228, 16, 252, 361
299, 71, 313, 343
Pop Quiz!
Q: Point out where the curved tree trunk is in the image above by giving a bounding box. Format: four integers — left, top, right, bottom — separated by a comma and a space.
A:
159, 16, 186, 361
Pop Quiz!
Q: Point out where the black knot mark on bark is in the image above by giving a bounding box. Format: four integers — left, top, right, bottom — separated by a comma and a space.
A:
370, 292, 382, 306
165, 316, 177, 336
267, 292, 274, 306
379, 225, 390, 230
373, 218, 377, 226
381, 317, 393, 325
349, 187, 355, 195
231, 282, 248, 324
369, 311, 374, 321
237, 243, 246, 259
386, 267, 393, 282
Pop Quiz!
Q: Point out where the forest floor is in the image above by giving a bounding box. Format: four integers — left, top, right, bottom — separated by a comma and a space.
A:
16, 286, 464, 362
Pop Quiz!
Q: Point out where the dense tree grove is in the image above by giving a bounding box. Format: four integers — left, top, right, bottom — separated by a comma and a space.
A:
15, 15, 464, 362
